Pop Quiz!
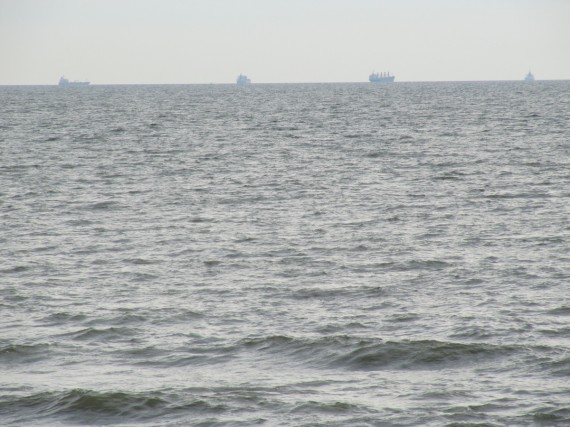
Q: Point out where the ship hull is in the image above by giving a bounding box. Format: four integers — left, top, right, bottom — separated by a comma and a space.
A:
236, 75, 251, 85
58, 77, 90, 87
369, 76, 395, 83
59, 82, 90, 87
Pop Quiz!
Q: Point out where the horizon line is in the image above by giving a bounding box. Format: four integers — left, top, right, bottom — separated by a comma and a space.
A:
1, 78, 568, 87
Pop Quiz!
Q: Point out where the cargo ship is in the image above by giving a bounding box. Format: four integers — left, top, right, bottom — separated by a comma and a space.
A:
236, 74, 251, 85
369, 71, 395, 83
58, 76, 90, 86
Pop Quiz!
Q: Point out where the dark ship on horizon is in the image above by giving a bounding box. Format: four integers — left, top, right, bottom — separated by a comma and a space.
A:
369, 71, 395, 83
236, 74, 251, 85
58, 76, 90, 86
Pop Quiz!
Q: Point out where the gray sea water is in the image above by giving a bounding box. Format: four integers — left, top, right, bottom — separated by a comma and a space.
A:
1, 81, 570, 426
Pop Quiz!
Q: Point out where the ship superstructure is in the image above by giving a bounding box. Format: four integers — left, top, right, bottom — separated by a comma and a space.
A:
236, 74, 251, 85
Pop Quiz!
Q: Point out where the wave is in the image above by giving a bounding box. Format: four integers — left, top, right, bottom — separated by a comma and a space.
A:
548, 306, 570, 316
0, 265, 31, 274
0, 388, 259, 425
238, 336, 519, 371
0, 389, 170, 424
332, 339, 515, 370
2, 386, 568, 426
59, 326, 139, 343
288, 285, 389, 301
40, 312, 88, 325
535, 349, 570, 377
344, 259, 452, 273
530, 406, 570, 424
0, 343, 51, 364
81, 201, 122, 211
63, 333, 561, 374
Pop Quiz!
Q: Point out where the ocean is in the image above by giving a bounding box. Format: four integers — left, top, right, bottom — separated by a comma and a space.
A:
1, 81, 569, 426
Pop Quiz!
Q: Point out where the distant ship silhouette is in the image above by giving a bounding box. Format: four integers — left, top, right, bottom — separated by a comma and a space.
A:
58, 76, 90, 86
236, 74, 251, 85
524, 71, 535, 82
369, 71, 395, 83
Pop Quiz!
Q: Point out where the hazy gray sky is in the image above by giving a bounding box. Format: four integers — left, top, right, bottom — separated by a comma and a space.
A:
1, 0, 569, 84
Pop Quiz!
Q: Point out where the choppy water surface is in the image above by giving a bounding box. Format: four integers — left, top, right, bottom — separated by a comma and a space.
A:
1, 81, 570, 426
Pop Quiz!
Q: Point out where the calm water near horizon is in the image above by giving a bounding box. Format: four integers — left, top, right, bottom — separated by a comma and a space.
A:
1, 81, 570, 426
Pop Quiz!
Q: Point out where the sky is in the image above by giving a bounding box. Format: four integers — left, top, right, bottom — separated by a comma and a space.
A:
1, 0, 569, 85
